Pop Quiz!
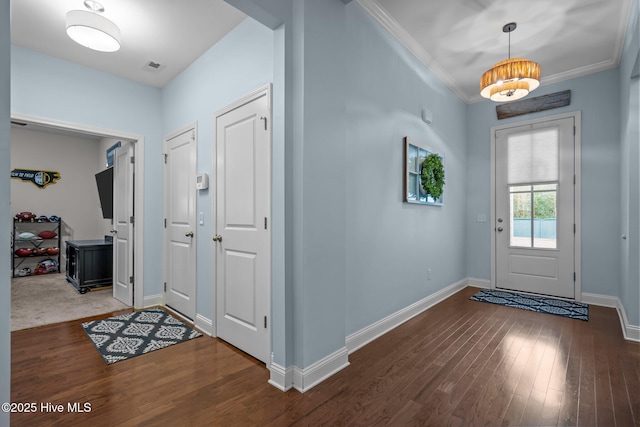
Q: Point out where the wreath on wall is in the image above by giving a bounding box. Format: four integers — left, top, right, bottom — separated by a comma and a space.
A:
421, 153, 445, 200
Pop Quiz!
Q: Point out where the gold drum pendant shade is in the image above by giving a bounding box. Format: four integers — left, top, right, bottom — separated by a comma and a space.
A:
480, 23, 541, 102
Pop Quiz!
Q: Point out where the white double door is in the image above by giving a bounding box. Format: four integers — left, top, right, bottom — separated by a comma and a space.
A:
494, 116, 576, 299
214, 88, 271, 364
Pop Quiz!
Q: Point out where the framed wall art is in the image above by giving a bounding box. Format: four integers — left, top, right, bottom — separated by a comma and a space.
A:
403, 137, 444, 206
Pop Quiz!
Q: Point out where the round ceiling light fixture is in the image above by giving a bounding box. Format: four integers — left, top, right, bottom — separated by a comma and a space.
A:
66, 1, 121, 52
480, 23, 540, 102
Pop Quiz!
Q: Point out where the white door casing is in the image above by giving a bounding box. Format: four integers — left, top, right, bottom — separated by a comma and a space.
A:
493, 115, 578, 299
214, 86, 271, 364
10, 113, 145, 308
163, 126, 197, 319
113, 142, 134, 305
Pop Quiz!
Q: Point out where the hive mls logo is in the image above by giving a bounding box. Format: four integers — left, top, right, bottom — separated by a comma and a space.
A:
11, 168, 61, 189
68, 402, 92, 413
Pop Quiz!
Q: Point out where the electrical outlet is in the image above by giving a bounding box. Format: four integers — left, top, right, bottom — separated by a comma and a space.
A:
477, 214, 487, 223
427, 268, 431, 280
199, 212, 204, 225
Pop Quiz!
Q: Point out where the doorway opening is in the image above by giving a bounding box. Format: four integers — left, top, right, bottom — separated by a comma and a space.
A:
10, 113, 145, 330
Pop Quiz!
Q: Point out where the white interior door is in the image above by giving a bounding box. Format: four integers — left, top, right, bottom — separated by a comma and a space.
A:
495, 117, 575, 298
215, 88, 271, 364
164, 128, 197, 319
113, 142, 134, 305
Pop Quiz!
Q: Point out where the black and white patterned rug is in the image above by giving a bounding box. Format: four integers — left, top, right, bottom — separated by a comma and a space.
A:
470, 289, 589, 321
82, 308, 203, 364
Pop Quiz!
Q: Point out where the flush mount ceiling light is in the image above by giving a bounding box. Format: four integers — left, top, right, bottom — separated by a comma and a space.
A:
66, 0, 121, 52
480, 22, 540, 102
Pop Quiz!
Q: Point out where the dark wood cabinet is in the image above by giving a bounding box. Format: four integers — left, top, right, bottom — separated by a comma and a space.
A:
65, 239, 113, 294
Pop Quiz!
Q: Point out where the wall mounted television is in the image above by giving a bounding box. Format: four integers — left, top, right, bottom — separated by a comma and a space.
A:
95, 167, 114, 219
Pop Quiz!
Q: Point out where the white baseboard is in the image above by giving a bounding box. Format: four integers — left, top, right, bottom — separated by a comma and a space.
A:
268, 354, 294, 392
582, 292, 639, 342
292, 347, 349, 393
346, 278, 468, 354
266, 280, 638, 394
617, 299, 640, 342
581, 292, 618, 307
195, 314, 214, 336
142, 294, 163, 307
467, 278, 491, 289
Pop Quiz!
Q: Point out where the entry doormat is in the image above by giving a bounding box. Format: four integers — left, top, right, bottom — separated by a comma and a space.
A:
82, 308, 203, 364
470, 289, 589, 321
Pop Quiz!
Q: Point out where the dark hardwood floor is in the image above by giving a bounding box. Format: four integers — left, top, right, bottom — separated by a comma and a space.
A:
11, 286, 640, 426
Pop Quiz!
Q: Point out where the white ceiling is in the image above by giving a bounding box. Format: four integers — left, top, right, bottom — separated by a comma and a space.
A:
11, 0, 247, 88
363, 0, 634, 103
10, 0, 635, 102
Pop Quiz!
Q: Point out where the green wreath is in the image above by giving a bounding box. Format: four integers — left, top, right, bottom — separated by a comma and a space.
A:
421, 153, 445, 200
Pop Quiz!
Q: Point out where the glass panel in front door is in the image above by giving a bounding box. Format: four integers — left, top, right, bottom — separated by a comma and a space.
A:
509, 184, 557, 249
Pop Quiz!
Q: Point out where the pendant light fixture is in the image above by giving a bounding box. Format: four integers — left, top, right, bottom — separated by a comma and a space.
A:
480, 22, 540, 102
66, 0, 121, 53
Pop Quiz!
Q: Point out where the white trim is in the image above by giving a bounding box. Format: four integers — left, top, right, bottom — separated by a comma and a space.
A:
163, 122, 198, 144
617, 300, 640, 342
582, 293, 640, 342
277, 280, 638, 393
195, 314, 214, 337
292, 347, 349, 393
581, 292, 618, 307
143, 294, 163, 307
574, 113, 582, 301
268, 353, 294, 392
489, 111, 582, 300
356, 0, 467, 103
10, 113, 145, 309
346, 278, 468, 354
356, 1, 631, 105
467, 278, 491, 289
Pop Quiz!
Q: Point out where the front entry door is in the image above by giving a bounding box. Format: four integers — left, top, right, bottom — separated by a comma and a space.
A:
113, 142, 133, 305
495, 116, 576, 298
164, 128, 197, 319
215, 87, 271, 364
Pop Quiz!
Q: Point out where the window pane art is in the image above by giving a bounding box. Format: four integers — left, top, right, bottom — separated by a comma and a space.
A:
403, 137, 444, 206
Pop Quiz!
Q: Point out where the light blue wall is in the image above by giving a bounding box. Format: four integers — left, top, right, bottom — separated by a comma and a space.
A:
0, 0, 11, 423
619, 0, 639, 327
10, 47, 165, 298
466, 69, 622, 297
161, 17, 274, 321
292, 0, 348, 368
344, 4, 468, 334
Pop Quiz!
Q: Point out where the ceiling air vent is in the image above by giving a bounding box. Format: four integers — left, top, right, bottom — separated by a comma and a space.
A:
142, 60, 165, 74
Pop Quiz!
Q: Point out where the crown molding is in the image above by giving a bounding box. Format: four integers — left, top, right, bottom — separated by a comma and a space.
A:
356, 0, 471, 103
356, 0, 632, 105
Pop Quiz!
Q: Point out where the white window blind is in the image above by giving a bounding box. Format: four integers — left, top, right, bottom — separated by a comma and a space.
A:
507, 128, 559, 184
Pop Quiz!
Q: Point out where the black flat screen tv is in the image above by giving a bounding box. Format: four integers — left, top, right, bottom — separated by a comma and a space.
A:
95, 167, 114, 219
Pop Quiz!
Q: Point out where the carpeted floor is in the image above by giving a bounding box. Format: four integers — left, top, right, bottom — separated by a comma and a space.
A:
11, 273, 129, 331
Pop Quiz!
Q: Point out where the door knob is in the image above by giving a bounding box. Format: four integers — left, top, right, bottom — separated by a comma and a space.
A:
212, 235, 222, 242
110, 229, 117, 234
185, 231, 194, 238
497, 227, 504, 232
497, 218, 503, 223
